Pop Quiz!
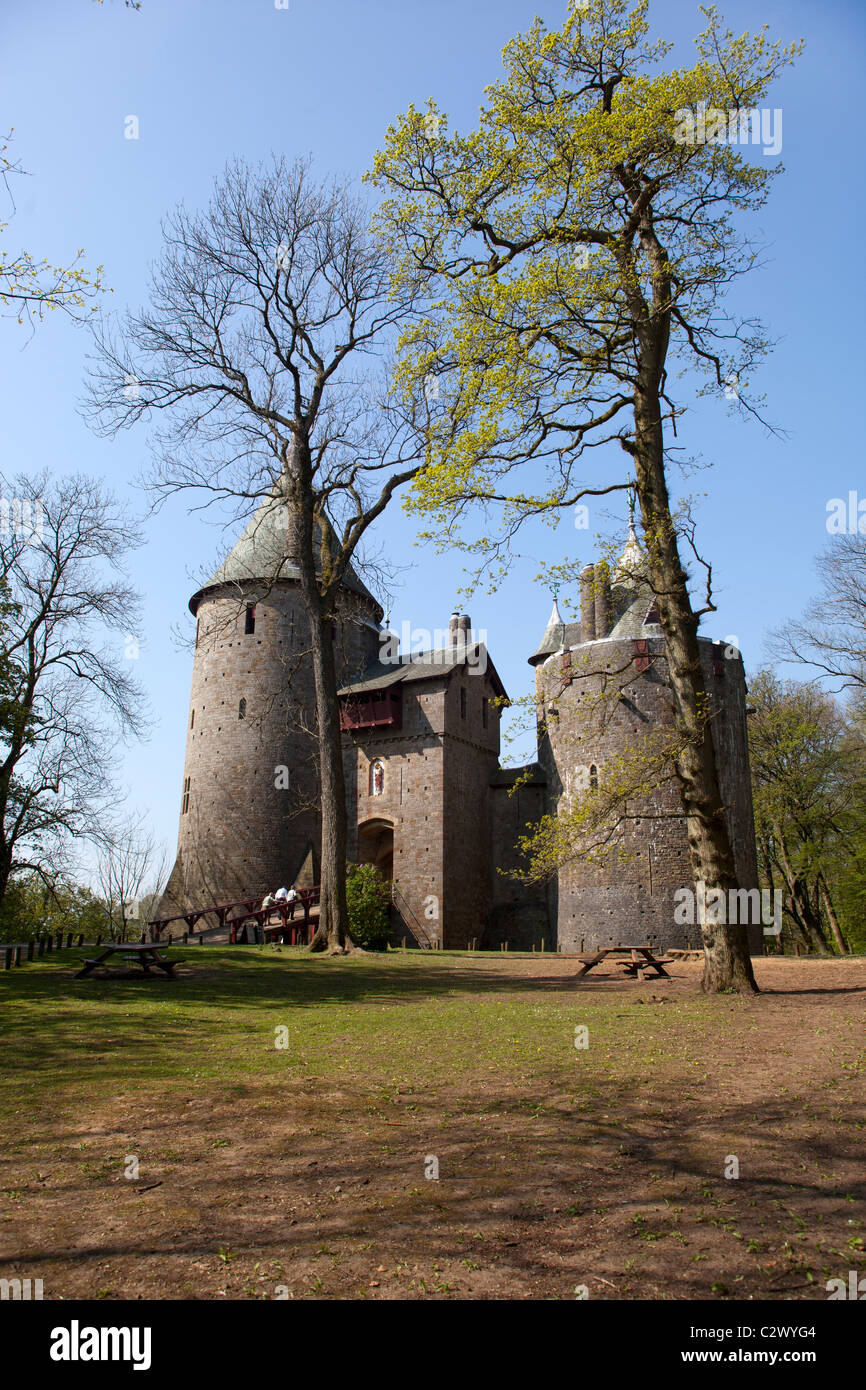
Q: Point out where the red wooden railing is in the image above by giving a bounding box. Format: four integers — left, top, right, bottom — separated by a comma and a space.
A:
148, 887, 321, 944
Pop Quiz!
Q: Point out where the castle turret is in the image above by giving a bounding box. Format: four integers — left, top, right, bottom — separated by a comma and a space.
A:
158, 476, 383, 915
531, 517, 761, 954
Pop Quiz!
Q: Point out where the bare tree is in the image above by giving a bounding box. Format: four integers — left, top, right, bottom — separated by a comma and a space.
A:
0, 470, 145, 910
86, 156, 430, 952
769, 535, 866, 693
96, 813, 168, 942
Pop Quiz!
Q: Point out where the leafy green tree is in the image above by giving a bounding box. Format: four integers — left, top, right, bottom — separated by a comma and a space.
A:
748, 670, 861, 955
0, 872, 108, 944
369, 0, 801, 992
345, 863, 391, 950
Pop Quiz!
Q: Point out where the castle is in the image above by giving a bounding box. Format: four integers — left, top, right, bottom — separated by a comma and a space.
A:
158, 483, 762, 954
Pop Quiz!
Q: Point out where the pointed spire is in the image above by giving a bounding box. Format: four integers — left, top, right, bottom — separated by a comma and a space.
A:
615, 484, 643, 584
549, 594, 565, 650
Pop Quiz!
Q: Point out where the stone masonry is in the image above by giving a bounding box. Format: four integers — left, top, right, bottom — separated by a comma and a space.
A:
159, 486, 764, 956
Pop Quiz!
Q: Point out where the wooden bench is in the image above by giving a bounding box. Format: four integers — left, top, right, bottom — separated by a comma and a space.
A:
576, 946, 672, 980
75, 943, 181, 979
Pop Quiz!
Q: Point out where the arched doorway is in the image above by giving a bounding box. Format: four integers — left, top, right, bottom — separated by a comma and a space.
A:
357, 819, 394, 881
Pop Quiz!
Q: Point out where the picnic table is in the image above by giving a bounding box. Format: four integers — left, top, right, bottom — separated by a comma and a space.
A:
75, 942, 181, 979
575, 946, 671, 980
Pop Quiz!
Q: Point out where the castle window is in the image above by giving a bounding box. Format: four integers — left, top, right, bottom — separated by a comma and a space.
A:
190, 709, 195, 729
589, 764, 598, 791
245, 604, 256, 635
181, 776, 191, 815
238, 698, 247, 720
370, 760, 385, 797
195, 617, 200, 648
460, 687, 467, 719
482, 697, 489, 729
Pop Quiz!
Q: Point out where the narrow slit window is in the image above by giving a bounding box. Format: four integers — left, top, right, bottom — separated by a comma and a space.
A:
589, 764, 598, 791
190, 709, 195, 729
460, 687, 467, 719
245, 604, 256, 635
238, 698, 247, 720
181, 776, 191, 815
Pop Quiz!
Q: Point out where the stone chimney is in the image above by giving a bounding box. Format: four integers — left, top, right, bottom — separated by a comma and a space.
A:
458, 614, 471, 643
594, 560, 611, 639
449, 611, 460, 645
580, 565, 597, 643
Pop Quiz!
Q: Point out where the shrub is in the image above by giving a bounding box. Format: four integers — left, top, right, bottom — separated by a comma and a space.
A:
345, 862, 391, 950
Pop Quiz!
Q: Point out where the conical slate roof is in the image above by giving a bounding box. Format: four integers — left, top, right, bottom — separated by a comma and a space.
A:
529, 499, 660, 659
529, 597, 573, 665
608, 510, 658, 638
189, 476, 382, 618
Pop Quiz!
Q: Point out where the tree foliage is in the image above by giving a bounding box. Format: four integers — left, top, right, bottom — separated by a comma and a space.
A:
345, 862, 391, 950
0, 132, 106, 333
748, 670, 863, 954
368, 0, 802, 992
0, 872, 108, 944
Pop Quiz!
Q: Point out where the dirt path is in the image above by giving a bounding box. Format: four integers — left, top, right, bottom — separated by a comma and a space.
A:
1, 956, 863, 1300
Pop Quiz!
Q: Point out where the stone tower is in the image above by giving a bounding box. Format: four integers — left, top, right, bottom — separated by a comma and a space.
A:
158, 477, 383, 914
338, 614, 507, 947
529, 517, 762, 954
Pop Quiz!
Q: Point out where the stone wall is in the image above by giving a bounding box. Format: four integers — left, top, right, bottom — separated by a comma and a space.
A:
488, 767, 549, 950
536, 635, 763, 953
159, 581, 380, 916
344, 678, 448, 946
343, 661, 504, 948
441, 668, 500, 947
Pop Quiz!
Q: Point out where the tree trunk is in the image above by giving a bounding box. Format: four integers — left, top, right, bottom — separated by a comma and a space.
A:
307, 608, 352, 953
632, 370, 758, 993
282, 438, 355, 957
818, 874, 848, 955
774, 827, 830, 955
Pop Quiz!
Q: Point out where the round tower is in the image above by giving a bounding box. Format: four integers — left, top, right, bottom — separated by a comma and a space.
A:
529, 519, 761, 954
158, 479, 382, 914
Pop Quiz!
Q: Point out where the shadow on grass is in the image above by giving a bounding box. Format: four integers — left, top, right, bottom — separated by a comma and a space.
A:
1, 949, 863, 1097
2, 1069, 863, 1301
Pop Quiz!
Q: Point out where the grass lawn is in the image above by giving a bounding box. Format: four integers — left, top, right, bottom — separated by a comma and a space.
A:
0, 947, 863, 1300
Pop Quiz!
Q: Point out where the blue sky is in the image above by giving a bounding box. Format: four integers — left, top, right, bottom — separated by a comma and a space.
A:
1, 0, 864, 875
